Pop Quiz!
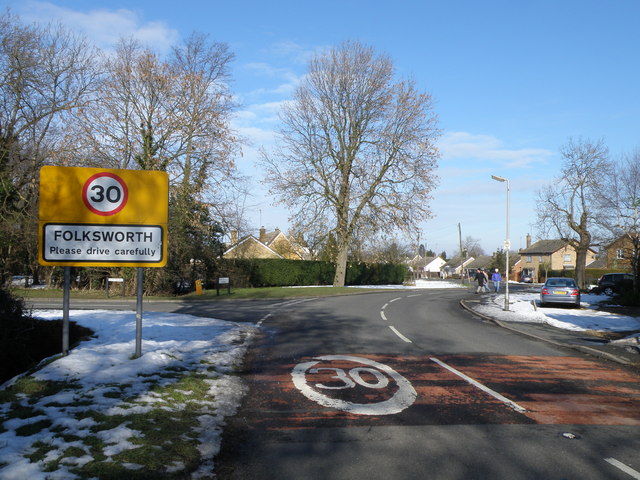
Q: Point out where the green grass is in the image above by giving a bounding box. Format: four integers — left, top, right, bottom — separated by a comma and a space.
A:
13, 284, 402, 301
182, 285, 398, 299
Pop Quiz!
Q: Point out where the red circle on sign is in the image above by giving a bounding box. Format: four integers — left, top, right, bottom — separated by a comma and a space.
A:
82, 172, 129, 216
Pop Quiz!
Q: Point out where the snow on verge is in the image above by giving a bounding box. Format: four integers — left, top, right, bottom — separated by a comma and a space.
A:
473, 292, 640, 333
0, 310, 257, 480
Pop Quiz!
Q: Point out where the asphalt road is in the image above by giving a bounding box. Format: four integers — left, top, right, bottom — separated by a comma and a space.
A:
211, 289, 640, 480
27, 288, 640, 479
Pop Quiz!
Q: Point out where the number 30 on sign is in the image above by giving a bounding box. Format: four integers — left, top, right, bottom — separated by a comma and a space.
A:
82, 172, 129, 216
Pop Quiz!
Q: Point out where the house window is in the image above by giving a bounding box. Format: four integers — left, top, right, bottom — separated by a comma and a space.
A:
539, 256, 543, 262
526, 255, 532, 263
563, 254, 571, 263
616, 249, 624, 260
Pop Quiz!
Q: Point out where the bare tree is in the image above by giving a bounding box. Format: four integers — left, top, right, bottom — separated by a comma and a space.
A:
461, 236, 485, 258
0, 12, 98, 280
262, 41, 440, 286
598, 150, 640, 294
536, 138, 611, 289
74, 34, 238, 184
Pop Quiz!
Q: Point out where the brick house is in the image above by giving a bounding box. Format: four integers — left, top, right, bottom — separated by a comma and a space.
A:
600, 235, 637, 270
223, 227, 309, 260
518, 235, 597, 282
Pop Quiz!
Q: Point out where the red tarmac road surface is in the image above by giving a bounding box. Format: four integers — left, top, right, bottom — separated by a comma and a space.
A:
245, 354, 640, 429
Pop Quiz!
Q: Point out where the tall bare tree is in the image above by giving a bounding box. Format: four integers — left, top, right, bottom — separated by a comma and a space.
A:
0, 12, 98, 280
598, 150, 640, 294
536, 138, 611, 289
262, 41, 440, 286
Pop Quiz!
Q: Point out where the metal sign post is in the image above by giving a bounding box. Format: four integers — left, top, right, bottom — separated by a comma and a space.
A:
135, 267, 144, 358
62, 266, 70, 355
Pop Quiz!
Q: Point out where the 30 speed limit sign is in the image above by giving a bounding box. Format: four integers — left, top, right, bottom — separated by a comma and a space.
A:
39, 165, 168, 267
82, 172, 128, 216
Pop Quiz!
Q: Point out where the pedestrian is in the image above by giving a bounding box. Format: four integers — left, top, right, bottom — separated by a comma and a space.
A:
475, 268, 486, 293
491, 268, 502, 293
482, 269, 490, 292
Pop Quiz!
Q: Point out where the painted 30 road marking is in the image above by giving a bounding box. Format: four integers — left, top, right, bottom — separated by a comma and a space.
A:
291, 355, 417, 415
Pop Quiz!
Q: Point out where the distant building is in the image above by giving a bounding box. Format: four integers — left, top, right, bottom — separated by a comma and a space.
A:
518, 235, 597, 282
599, 234, 637, 271
441, 256, 475, 278
407, 255, 447, 279
223, 227, 309, 260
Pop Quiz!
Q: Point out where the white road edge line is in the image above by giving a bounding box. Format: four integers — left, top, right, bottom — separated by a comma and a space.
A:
605, 458, 640, 479
382, 303, 389, 310
389, 325, 413, 343
389, 297, 401, 303
257, 313, 272, 327
380, 311, 388, 321
430, 357, 527, 413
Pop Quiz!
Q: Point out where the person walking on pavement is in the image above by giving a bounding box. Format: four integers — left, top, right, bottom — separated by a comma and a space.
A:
475, 268, 487, 293
491, 268, 502, 293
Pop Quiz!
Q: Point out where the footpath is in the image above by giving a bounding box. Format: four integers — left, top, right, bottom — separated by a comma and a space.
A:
460, 289, 640, 368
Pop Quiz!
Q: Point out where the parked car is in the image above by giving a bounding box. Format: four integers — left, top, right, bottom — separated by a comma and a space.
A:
597, 273, 634, 296
9, 275, 33, 287
519, 272, 533, 283
540, 277, 580, 308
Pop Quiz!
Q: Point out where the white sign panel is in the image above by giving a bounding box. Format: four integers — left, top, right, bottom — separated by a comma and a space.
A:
43, 224, 163, 264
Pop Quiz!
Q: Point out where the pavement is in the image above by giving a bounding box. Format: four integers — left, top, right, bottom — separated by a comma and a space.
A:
461, 295, 640, 369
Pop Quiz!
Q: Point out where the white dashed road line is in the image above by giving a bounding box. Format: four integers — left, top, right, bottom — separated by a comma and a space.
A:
605, 458, 640, 479
389, 325, 413, 343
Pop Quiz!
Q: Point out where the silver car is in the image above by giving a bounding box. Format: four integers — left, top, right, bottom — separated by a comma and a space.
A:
540, 277, 581, 308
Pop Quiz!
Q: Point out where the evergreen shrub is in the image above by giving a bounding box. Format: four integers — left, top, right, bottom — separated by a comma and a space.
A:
214, 259, 406, 287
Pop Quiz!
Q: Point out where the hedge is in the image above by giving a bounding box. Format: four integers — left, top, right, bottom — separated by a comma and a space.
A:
211, 258, 407, 288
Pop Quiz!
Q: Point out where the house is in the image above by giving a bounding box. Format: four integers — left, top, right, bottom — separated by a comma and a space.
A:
465, 255, 493, 277
518, 235, 597, 282
441, 256, 475, 278
407, 255, 447, 279
599, 234, 638, 270
223, 227, 308, 260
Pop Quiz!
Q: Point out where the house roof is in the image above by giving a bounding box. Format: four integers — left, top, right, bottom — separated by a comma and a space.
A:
519, 239, 568, 254
223, 228, 308, 260
520, 239, 597, 255
222, 235, 283, 258
445, 256, 474, 268
466, 255, 493, 269
587, 256, 607, 269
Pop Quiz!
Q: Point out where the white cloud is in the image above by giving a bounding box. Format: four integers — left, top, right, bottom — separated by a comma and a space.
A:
242, 62, 302, 99
15, 1, 179, 54
440, 131, 554, 168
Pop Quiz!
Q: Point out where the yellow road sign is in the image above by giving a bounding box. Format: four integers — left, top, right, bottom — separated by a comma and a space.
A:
39, 166, 168, 267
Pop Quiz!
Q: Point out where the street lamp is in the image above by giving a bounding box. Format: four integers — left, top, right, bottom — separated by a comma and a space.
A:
491, 175, 510, 311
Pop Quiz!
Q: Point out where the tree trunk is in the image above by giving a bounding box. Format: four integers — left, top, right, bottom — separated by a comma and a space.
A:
575, 247, 588, 290
333, 244, 348, 287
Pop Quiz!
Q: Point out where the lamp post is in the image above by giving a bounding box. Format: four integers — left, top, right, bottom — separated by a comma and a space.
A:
491, 175, 510, 311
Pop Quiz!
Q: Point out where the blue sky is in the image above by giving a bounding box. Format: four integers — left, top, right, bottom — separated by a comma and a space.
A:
4, 0, 639, 257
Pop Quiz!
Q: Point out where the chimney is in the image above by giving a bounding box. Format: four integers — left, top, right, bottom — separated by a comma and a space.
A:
526, 233, 532, 248
231, 230, 237, 244
259, 226, 267, 243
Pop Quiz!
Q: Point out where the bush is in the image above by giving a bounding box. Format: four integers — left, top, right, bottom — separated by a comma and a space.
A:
210, 258, 406, 288
0, 288, 93, 384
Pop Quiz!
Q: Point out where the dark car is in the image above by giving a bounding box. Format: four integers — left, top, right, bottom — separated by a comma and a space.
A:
597, 273, 634, 296
540, 277, 581, 308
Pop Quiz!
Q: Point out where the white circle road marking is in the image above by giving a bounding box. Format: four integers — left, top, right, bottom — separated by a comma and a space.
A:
291, 355, 417, 415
